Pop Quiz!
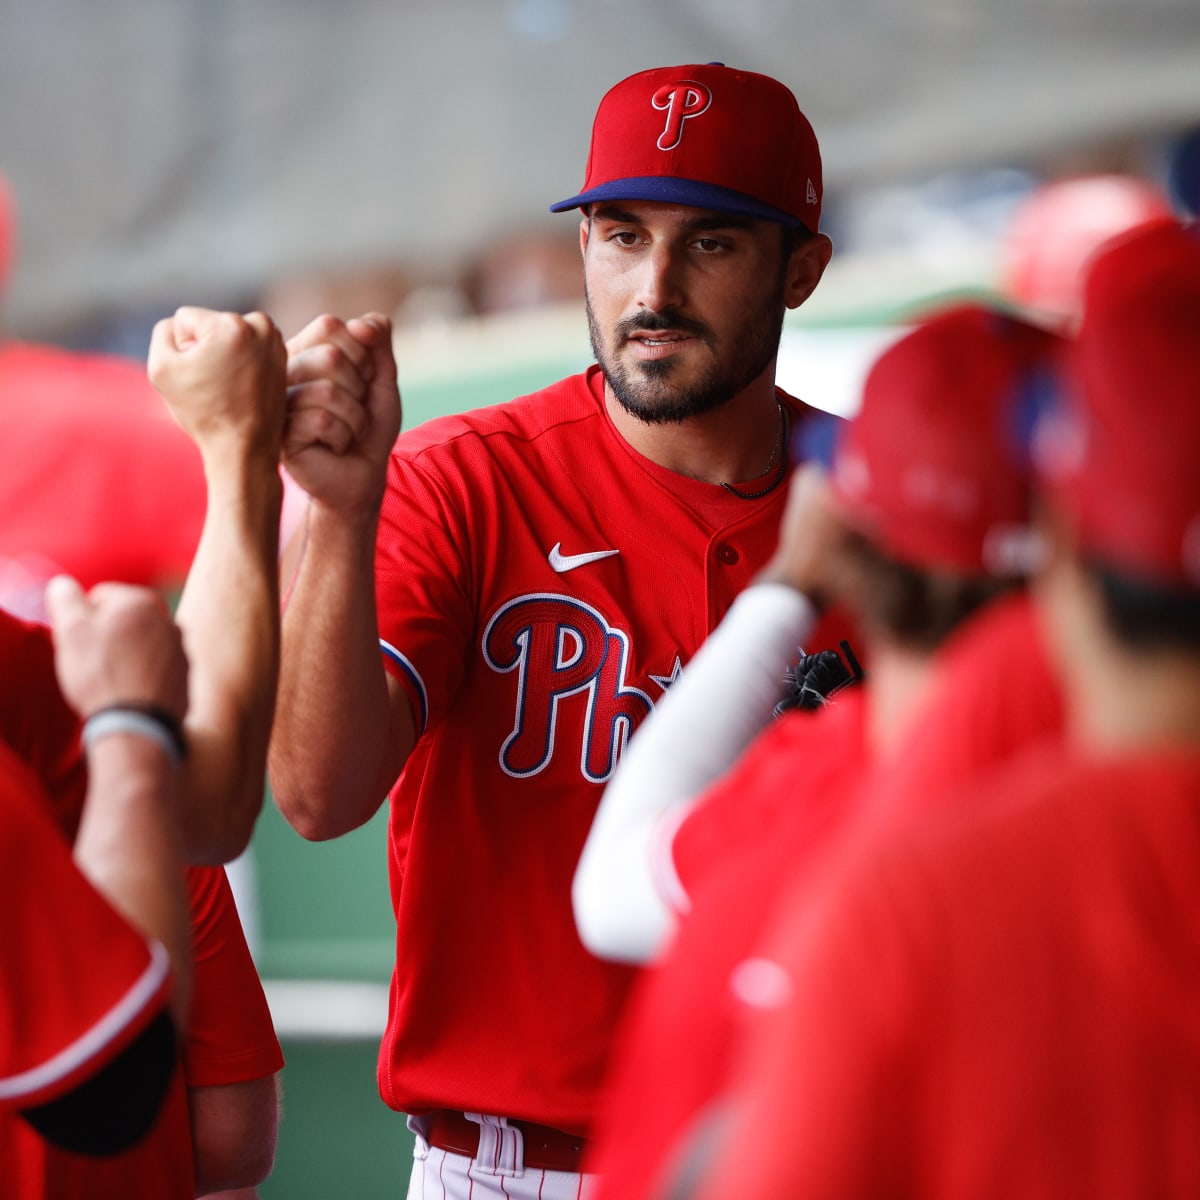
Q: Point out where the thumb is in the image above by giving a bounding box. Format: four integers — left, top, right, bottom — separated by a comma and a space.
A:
44, 574, 86, 626
170, 305, 214, 352
349, 313, 397, 381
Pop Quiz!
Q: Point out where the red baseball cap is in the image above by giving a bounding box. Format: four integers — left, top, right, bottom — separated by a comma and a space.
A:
1038, 218, 1200, 589
1001, 174, 1173, 327
831, 304, 1065, 577
551, 62, 823, 232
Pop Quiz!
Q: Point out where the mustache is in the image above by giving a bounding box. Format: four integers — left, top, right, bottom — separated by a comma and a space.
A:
616, 309, 712, 343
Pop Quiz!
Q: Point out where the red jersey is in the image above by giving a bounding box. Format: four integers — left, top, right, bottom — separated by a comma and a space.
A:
701, 747, 1200, 1200
0, 610, 283, 1197
587, 597, 1061, 1200
0, 743, 170, 1113
587, 691, 868, 1199
660, 690, 869, 910
373, 365, 848, 1132
6, 866, 284, 1199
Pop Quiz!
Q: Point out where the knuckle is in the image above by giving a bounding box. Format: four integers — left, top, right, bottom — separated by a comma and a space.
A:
222, 312, 257, 348
310, 313, 345, 340
310, 342, 349, 377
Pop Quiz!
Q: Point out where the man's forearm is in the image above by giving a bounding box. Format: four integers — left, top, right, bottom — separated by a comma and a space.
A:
174, 449, 284, 864
269, 503, 410, 841
74, 736, 192, 1024
574, 583, 817, 962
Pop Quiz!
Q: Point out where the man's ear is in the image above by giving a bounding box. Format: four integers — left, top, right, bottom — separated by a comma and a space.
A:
578, 214, 590, 259
785, 234, 833, 310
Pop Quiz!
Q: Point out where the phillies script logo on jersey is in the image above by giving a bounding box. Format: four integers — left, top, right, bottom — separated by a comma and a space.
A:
652, 80, 712, 151
483, 593, 656, 783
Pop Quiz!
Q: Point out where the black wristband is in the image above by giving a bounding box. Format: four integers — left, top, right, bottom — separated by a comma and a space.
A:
82, 702, 188, 764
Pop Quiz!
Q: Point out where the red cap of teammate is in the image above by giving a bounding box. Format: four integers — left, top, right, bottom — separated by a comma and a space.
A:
831, 304, 1065, 577
1038, 218, 1200, 589
551, 63, 823, 232
1001, 174, 1174, 327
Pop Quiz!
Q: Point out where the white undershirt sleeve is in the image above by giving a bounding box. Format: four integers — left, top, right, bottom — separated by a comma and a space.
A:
572, 583, 818, 964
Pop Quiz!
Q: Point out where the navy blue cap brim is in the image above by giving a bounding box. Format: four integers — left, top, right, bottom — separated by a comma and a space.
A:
550, 176, 806, 229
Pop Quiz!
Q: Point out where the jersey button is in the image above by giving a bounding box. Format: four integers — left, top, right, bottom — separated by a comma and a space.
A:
715, 544, 740, 566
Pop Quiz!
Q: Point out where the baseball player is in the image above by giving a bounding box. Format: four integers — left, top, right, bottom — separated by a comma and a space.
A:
572, 302, 1065, 1200
270, 62, 857, 1198
690, 217, 1200, 1200
1, 298, 287, 866
0, 607, 284, 1198
1, 580, 189, 1159
2, 303, 290, 1195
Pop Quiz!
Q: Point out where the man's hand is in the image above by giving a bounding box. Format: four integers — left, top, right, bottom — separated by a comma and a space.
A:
45, 576, 188, 723
148, 307, 288, 462
756, 464, 848, 606
282, 312, 402, 519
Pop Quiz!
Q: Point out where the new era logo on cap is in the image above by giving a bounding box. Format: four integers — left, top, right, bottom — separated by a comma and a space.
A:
551, 62, 823, 232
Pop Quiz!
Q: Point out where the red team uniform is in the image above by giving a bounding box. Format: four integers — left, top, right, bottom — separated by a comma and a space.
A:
581, 304, 1070, 1200
0, 610, 283, 1198
586, 691, 869, 1199
0, 742, 171, 1116
692, 214, 1200, 1200
662, 691, 868, 907
4, 865, 283, 1199
585, 592, 1071, 1200
702, 746, 1200, 1200
586, 589, 1074, 1200
373, 366, 851, 1137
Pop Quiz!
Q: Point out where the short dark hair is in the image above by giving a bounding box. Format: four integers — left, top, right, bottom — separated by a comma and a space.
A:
836, 529, 1021, 651
1090, 560, 1200, 654
780, 223, 814, 262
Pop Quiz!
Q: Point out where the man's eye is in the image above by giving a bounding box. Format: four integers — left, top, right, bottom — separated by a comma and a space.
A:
694, 238, 725, 253
609, 230, 640, 246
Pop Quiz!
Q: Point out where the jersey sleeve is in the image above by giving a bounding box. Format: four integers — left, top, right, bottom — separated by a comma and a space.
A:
0, 611, 87, 836
661, 692, 868, 910
374, 445, 478, 737
0, 752, 171, 1112
181, 866, 284, 1088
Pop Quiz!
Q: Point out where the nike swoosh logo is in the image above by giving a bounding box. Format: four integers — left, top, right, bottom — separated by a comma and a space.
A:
548, 542, 620, 573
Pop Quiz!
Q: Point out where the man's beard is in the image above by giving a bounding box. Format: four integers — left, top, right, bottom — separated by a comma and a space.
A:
587, 276, 787, 425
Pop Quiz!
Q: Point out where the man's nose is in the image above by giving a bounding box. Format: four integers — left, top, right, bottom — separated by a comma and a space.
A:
635, 241, 686, 313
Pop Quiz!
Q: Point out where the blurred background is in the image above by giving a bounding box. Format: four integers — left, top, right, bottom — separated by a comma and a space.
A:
2, 2, 1199, 1195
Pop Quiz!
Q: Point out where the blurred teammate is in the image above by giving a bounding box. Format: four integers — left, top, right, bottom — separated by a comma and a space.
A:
691, 217, 1200, 1200
1, 579, 190, 1162
572, 303, 1064, 1200
0, 608, 283, 1199
999, 172, 1173, 328
270, 61, 855, 1199
0, 173, 209, 618
1, 169, 285, 862
810, 173, 1178, 831
2, 306, 289, 1195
